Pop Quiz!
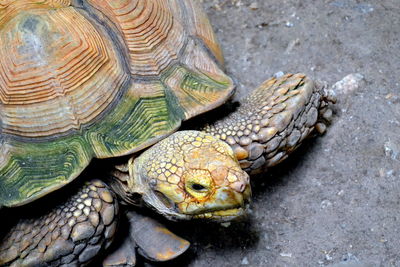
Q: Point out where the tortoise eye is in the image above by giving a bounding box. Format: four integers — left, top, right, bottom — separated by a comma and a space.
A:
183, 170, 213, 198
191, 183, 206, 191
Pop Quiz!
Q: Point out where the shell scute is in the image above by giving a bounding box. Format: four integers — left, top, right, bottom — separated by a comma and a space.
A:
87, 0, 186, 76
0, 0, 234, 207
0, 7, 128, 137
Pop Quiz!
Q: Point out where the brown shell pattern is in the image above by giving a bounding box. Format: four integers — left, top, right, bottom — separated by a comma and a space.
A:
0, 0, 234, 207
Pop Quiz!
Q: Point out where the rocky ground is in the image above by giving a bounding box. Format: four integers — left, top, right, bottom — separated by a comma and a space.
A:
144, 0, 400, 266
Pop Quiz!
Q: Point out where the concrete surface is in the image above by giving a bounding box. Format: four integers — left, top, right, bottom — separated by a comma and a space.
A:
150, 1, 400, 266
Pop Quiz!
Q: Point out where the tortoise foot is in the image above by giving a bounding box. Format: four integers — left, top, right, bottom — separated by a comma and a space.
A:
127, 211, 190, 262
202, 73, 335, 174
103, 210, 190, 266
0, 179, 119, 267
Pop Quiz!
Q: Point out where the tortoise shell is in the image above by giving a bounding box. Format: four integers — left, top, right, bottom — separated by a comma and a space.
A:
0, 0, 234, 207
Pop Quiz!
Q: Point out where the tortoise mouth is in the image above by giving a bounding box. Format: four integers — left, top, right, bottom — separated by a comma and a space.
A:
193, 207, 245, 220
179, 186, 252, 221
147, 180, 252, 222
190, 200, 251, 221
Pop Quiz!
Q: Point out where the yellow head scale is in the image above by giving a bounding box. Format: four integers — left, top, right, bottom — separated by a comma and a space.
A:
129, 131, 251, 221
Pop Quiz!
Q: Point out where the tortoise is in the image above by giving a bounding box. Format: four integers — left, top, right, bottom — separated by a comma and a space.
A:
0, 0, 334, 266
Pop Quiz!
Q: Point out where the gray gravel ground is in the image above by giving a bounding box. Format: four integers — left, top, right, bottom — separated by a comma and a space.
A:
2, 1, 398, 267
148, 1, 400, 266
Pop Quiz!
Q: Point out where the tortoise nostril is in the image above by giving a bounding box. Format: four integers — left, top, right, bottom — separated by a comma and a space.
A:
231, 181, 246, 193
239, 183, 245, 192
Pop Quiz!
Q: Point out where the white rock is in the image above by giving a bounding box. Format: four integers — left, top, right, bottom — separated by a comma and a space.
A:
274, 71, 285, 78
384, 139, 399, 160
241, 256, 249, 265
249, 2, 259, 10
332, 73, 364, 95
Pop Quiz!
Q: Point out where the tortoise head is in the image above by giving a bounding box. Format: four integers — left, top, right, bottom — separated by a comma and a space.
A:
127, 131, 251, 221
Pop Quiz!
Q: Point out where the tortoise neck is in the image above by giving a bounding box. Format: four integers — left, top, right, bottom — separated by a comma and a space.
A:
108, 161, 143, 206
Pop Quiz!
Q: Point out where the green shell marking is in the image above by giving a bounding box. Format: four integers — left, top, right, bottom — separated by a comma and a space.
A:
0, 65, 232, 207
0, 1, 233, 207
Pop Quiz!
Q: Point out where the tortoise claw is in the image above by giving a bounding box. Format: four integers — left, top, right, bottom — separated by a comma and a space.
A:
127, 211, 190, 262
315, 84, 336, 135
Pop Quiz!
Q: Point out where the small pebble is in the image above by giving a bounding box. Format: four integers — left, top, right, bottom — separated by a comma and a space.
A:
325, 253, 333, 261
274, 71, 285, 78
285, 21, 294, 27
332, 73, 364, 95
341, 252, 360, 262
285, 38, 300, 53
241, 256, 249, 265
321, 199, 332, 209
386, 169, 395, 177
249, 2, 258, 10
356, 3, 374, 14
384, 139, 399, 160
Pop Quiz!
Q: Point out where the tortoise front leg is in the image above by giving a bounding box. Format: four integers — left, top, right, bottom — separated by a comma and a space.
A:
0, 180, 119, 267
202, 73, 335, 174
103, 210, 190, 266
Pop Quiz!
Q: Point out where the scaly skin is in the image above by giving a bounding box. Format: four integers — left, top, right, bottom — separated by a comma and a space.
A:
0, 180, 118, 266
202, 73, 334, 174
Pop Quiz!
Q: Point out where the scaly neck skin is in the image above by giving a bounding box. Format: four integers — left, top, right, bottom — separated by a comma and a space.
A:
128, 149, 188, 220
106, 153, 187, 219
107, 161, 143, 206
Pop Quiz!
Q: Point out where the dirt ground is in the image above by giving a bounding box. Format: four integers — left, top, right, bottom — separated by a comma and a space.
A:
1, 1, 398, 267
146, 1, 400, 266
